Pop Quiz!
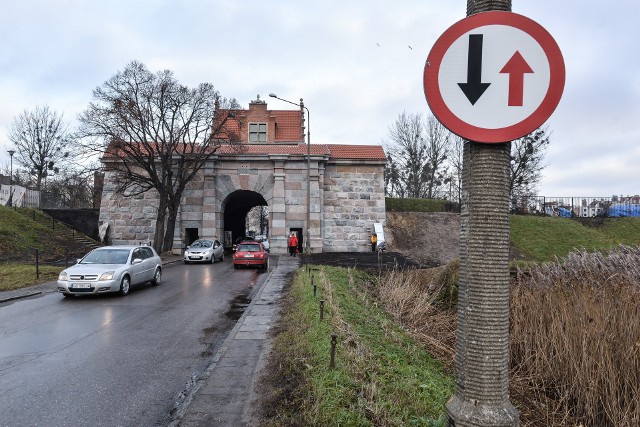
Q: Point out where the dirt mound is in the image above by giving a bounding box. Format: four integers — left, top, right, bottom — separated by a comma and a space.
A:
302, 251, 433, 270
385, 212, 460, 267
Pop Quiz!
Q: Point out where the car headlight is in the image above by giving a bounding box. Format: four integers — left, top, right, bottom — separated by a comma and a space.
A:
99, 271, 115, 281
58, 271, 68, 281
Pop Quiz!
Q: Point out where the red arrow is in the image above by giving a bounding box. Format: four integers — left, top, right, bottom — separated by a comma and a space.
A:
500, 51, 534, 106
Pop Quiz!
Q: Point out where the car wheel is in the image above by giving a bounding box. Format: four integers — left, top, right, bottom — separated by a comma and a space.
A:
184, 260, 189, 264
233, 263, 239, 269
209, 256, 214, 264
119, 276, 131, 296
220, 253, 224, 261
62, 293, 74, 298
263, 259, 269, 269
151, 268, 161, 286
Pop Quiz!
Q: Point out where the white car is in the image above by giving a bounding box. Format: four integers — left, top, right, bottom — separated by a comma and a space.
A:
253, 235, 270, 251
184, 239, 224, 264
57, 246, 162, 297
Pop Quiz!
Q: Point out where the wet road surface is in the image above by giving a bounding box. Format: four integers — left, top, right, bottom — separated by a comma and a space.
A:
0, 259, 269, 427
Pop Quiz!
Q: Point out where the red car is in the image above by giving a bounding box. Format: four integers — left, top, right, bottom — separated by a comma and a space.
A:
232, 241, 269, 269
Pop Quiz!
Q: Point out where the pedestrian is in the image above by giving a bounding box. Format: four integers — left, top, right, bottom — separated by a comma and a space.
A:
288, 232, 299, 257
370, 233, 377, 252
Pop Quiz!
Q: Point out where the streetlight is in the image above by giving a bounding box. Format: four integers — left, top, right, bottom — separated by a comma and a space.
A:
269, 93, 311, 254
7, 150, 15, 207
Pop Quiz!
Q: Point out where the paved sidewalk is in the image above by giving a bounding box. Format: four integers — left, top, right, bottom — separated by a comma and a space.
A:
171, 254, 300, 426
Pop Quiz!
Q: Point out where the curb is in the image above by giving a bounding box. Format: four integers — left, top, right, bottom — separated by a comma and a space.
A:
168, 258, 280, 426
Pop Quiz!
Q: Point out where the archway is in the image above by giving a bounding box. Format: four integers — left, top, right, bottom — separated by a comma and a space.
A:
222, 190, 268, 247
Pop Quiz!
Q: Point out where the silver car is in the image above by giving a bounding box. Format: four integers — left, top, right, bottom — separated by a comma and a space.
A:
183, 239, 224, 264
253, 235, 270, 252
57, 246, 162, 297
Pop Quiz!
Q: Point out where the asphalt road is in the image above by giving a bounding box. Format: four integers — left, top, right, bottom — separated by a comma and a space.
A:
0, 259, 269, 427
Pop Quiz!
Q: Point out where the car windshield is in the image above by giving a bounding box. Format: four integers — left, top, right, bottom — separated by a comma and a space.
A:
237, 244, 261, 252
81, 249, 130, 265
190, 240, 213, 248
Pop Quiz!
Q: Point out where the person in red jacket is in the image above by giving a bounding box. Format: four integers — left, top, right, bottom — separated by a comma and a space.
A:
288, 232, 299, 257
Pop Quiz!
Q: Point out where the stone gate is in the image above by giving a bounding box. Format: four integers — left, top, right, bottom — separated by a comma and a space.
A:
98, 97, 386, 254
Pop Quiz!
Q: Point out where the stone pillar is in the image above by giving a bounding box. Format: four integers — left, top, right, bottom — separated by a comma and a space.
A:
309, 161, 322, 252
202, 158, 218, 240
318, 163, 326, 251
271, 158, 287, 254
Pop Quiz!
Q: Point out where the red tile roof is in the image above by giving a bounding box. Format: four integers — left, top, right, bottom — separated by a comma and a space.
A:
327, 144, 386, 160
272, 111, 302, 142
215, 143, 386, 161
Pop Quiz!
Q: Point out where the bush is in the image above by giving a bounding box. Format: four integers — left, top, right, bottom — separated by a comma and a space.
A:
385, 197, 459, 213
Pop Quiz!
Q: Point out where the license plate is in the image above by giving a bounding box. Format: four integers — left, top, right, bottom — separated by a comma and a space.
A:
244, 254, 254, 258
189, 256, 202, 260
71, 283, 92, 289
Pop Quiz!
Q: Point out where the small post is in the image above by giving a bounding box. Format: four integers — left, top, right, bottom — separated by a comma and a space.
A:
35, 249, 40, 279
320, 300, 325, 320
312, 275, 316, 296
330, 333, 338, 369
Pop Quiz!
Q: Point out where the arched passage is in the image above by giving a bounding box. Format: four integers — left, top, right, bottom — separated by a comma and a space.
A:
222, 190, 268, 245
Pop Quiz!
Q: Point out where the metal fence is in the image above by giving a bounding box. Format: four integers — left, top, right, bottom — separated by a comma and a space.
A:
511, 196, 640, 218
1, 184, 79, 209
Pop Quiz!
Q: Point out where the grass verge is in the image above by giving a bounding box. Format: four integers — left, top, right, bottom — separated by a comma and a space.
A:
257, 266, 453, 426
510, 215, 640, 262
0, 264, 61, 292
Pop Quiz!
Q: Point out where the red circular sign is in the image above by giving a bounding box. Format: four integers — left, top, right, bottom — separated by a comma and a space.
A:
424, 11, 565, 143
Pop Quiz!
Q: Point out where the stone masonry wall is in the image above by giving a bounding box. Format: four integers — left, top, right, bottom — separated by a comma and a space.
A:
99, 157, 386, 254
98, 170, 160, 245
322, 163, 386, 252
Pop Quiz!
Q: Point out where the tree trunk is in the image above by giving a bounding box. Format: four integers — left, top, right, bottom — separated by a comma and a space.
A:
153, 193, 168, 254
446, 1, 519, 426
163, 200, 180, 253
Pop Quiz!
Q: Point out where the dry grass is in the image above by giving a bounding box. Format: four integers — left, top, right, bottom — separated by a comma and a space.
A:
376, 264, 457, 369
375, 245, 640, 427
511, 245, 640, 427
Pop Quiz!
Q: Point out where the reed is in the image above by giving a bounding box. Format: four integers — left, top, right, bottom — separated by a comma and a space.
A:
376, 245, 640, 426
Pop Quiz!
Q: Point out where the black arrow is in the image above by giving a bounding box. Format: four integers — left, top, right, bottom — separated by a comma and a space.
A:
458, 34, 491, 105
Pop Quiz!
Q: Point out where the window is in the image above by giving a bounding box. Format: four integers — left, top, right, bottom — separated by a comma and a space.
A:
141, 247, 154, 258
249, 123, 267, 142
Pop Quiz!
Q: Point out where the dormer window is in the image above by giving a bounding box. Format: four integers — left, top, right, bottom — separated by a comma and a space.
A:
249, 123, 267, 142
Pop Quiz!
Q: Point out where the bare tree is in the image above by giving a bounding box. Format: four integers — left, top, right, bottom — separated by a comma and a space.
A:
509, 126, 550, 201
424, 115, 451, 198
384, 153, 404, 197
446, 135, 465, 203
7, 105, 75, 190
45, 168, 97, 208
384, 112, 450, 199
78, 61, 239, 253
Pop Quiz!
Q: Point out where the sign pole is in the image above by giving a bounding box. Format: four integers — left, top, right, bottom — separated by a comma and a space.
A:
446, 1, 519, 426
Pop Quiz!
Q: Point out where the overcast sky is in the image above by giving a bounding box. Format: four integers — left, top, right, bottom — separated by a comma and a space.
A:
1, 1, 638, 197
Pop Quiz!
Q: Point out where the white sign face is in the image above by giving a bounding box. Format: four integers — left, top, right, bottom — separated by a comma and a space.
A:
424, 12, 565, 143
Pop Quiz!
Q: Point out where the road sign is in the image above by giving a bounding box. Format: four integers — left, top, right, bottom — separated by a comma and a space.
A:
424, 11, 565, 143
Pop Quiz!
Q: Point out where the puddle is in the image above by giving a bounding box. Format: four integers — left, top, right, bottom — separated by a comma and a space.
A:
224, 294, 251, 320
